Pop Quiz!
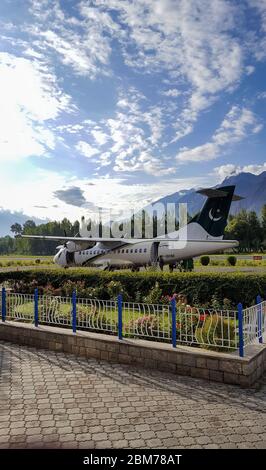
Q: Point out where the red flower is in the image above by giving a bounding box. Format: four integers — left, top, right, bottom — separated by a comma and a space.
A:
199, 314, 207, 321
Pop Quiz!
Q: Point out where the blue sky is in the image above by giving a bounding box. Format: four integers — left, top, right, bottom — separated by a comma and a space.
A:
0, 0, 265, 222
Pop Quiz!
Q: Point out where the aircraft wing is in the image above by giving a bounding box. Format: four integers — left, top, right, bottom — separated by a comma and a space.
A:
21, 235, 155, 244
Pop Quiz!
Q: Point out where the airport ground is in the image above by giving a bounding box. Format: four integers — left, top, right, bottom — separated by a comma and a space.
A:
0, 254, 265, 273
0, 340, 265, 449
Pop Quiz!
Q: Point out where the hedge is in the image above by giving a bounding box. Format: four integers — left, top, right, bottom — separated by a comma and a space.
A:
0, 268, 265, 307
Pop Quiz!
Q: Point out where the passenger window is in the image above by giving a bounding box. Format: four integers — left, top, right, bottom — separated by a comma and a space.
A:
126, 249, 129, 253
122, 250, 124, 253
144, 248, 147, 253
135, 249, 138, 253
130, 249, 133, 253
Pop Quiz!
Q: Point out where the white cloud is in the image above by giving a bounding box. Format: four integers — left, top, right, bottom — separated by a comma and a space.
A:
176, 106, 263, 163
162, 89, 181, 97
247, 0, 266, 60
76, 141, 100, 159
214, 162, 266, 181
248, 0, 266, 32
101, 89, 169, 175
91, 129, 109, 146
0, 163, 211, 221
0, 52, 71, 161
94, 0, 243, 140
258, 91, 266, 99
246, 65, 255, 75
29, 0, 120, 78
29, 0, 249, 143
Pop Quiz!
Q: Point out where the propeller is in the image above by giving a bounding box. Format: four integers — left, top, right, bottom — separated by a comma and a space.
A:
63, 230, 68, 248
56, 229, 69, 250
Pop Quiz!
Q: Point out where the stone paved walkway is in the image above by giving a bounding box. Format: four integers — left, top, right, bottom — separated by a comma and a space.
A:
0, 340, 265, 449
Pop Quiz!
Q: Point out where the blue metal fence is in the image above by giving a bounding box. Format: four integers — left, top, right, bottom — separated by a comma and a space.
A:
0, 287, 265, 356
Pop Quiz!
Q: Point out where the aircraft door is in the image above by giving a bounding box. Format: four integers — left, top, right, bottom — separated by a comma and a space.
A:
150, 242, 160, 265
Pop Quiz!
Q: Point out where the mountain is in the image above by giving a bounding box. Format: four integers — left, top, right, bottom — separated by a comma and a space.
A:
154, 171, 266, 217
0, 209, 46, 237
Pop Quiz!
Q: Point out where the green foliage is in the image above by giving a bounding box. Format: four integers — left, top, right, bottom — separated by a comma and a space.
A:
174, 311, 198, 345
106, 280, 127, 299
125, 315, 160, 339
195, 314, 236, 351
200, 255, 210, 266
143, 283, 163, 304
225, 208, 265, 252
227, 255, 237, 266
77, 305, 117, 334
210, 295, 233, 310
1, 268, 265, 307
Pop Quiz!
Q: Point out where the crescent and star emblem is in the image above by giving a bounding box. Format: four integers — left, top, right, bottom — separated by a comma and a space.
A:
209, 208, 222, 222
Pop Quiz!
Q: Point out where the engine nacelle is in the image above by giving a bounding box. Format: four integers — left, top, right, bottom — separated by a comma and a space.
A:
66, 241, 95, 252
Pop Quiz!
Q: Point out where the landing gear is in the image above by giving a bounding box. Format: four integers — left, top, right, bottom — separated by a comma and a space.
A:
159, 257, 164, 271
169, 264, 174, 273
131, 266, 140, 272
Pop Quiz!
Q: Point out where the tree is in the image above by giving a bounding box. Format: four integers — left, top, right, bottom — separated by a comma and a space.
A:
23, 220, 36, 232
225, 209, 264, 252
261, 205, 266, 249
10, 223, 22, 235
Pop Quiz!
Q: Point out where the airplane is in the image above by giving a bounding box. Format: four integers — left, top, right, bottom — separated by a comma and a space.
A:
22, 185, 242, 272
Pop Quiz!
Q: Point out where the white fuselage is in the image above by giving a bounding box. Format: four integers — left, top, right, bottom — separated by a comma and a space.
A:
53, 223, 238, 269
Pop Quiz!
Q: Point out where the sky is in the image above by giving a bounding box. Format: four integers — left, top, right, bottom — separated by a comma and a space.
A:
0, 0, 266, 224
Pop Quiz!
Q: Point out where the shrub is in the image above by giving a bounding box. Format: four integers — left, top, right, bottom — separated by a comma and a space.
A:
6, 261, 14, 267
195, 314, 236, 351
174, 311, 198, 345
106, 280, 126, 299
0, 268, 265, 307
77, 305, 117, 334
227, 255, 237, 266
125, 315, 160, 339
200, 256, 210, 266
143, 283, 163, 304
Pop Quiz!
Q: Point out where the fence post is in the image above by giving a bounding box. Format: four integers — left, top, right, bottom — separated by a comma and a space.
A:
72, 290, 77, 333
256, 295, 263, 344
34, 288, 38, 327
171, 298, 176, 348
238, 303, 244, 358
118, 294, 123, 340
1, 287, 6, 322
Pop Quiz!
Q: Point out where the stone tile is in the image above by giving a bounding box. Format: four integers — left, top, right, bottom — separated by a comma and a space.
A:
0, 340, 266, 451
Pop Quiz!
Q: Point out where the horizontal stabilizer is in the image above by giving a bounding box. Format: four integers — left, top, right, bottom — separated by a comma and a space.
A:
197, 187, 244, 201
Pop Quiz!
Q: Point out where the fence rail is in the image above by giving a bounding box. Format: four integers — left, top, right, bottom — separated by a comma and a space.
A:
0, 287, 265, 357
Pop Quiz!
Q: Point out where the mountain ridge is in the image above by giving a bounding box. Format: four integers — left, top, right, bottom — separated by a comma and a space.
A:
154, 171, 266, 216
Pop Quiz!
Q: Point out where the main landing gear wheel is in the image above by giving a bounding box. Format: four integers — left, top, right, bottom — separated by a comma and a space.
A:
131, 266, 140, 272
169, 265, 174, 273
